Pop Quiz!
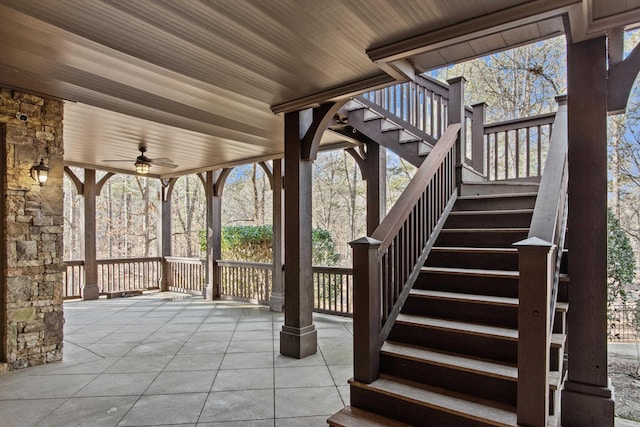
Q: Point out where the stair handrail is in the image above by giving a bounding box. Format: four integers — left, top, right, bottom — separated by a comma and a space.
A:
351, 123, 460, 384
513, 96, 568, 427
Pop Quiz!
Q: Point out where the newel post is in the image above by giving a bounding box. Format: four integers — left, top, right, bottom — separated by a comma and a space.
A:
514, 237, 554, 427
351, 236, 381, 384
447, 76, 466, 186
471, 102, 487, 176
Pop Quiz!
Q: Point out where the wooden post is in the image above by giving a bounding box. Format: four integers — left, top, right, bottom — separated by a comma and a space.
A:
561, 35, 614, 427
514, 237, 553, 427
366, 142, 386, 235
159, 180, 173, 292
82, 169, 99, 300
280, 109, 318, 359
351, 237, 381, 383
270, 159, 285, 312
447, 77, 466, 186
471, 102, 486, 176
204, 171, 223, 300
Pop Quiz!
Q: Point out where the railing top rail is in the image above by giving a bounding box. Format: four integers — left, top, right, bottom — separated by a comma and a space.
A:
64, 260, 85, 266
216, 260, 272, 268
414, 74, 449, 98
97, 256, 162, 264
312, 266, 353, 274
165, 256, 205, 263
526, 103, 568, 244
484, 112, 556, 134
371, 123, 460, 251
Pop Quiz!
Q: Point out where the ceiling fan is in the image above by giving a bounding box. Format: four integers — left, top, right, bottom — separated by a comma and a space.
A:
101, 144, 178, 174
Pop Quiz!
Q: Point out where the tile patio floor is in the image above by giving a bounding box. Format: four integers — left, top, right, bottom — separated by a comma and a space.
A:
2, 291, 639, 427
0, 292, 353, 427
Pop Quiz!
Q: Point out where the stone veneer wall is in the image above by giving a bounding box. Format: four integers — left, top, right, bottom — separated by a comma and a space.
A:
0, 87, 64, 371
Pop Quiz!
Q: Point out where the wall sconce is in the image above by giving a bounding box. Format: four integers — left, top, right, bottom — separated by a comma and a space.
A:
31, 159, 49, 186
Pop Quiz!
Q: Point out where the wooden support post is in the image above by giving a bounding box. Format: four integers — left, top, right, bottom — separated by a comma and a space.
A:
514, 238, 553, 427
82, 169, 99, 300
471, 102, 487, 176
351, 237, 381, 384
270, 159, 285, 312
204, 171, 222, 300
280, 109, 318, 359
447, 77, 466, 186
366, 142, 386, 235
562, 35, 614, 427
159, 180, 174, 292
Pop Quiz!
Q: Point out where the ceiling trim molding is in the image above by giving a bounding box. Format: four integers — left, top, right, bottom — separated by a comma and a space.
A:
584, 0, 640, 36
367, 0, 579, 64
270, 73, 395, 114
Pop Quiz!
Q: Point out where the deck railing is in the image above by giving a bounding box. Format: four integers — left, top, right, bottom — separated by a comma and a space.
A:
484, 112, 555, 181
514, 97, 568, 426
165, 257, 205, 294
64, 257, 353, 316
609, 303, 639, 341
351, 123, 460, 383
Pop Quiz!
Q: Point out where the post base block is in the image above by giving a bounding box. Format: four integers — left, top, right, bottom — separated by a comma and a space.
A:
270, 293, 285, 312
561, 380, 615, 427
280, 325, 317, 359
82, 283, 100, 301
204, 284, 214, 301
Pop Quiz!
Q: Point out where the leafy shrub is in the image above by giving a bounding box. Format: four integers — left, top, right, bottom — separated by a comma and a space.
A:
608, 209, 636, 305
200, 225, 340, 266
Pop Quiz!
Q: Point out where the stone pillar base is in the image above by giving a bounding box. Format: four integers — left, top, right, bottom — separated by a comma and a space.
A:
561, 380, 615, 427
204, 284, 214, 301
82, 284, 100, 301
280, 325, 317, 359
270, 292, 285, 312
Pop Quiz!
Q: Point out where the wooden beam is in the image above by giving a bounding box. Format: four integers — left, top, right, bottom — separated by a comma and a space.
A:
159, 178, 176, 292
204, 170, 223, 300
270, 159, 285, 312
364, 143, 386, 235
608, 34, 640, 114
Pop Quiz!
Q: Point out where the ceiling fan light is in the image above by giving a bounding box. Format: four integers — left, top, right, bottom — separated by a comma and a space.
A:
135, 161, 150, 174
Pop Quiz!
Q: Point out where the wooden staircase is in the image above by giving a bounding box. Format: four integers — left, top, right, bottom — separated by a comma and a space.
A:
329, 183, 569, 427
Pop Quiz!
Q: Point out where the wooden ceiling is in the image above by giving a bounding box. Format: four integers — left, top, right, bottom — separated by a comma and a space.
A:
0, 0, 638, 177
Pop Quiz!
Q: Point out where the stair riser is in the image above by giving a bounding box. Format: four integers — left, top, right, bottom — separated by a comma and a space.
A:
460, 183, 540, 196
436, 230, 529, 248
380, 354, 517, 407
426, 251, 519, 271
444, 212, 533, 229
350, 384, 497, 427
416, 271, 519, 298
389, 323, 517, 364
454, 196, 536, 211
402, 296, 518, 329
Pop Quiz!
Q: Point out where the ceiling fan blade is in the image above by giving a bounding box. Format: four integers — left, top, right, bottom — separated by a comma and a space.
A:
101, 159, 133, 163
150, 158, 178, 168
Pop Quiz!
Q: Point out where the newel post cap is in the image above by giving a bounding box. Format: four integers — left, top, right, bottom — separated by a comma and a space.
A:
513, 236, 554, 250
350, 236, 382, 248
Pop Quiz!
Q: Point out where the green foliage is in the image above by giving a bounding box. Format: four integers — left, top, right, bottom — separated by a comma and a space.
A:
199, 225, 341, 266
608, 209, 636, 305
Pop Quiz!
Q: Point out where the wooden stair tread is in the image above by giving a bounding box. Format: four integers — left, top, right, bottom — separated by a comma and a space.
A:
449, 209, 534, 216
457, 192, 538, 200
422, 266, 519, 278
440, 228, 529, 233
353, 376, 518, 427
410, 289, 518, 307
422, 266, 569, 282
396, 314, 518, 340
555, 302, 569, 312
382, 341, 517, 380
432, 246, 517, 254
327, 406, 411, 427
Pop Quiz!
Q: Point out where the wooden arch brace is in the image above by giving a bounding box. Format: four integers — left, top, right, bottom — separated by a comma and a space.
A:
160, 178, 177, 202
301, 101, 347, 161
608, 28, 640, 114
345, 147, 367, 180
63, 166, 114, 196
196, 168, 233, 197
258, 161, 275, 190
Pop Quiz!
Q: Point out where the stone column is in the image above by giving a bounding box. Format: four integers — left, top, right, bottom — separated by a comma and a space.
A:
0, 88, 64, 370
561, 35, 614, 427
